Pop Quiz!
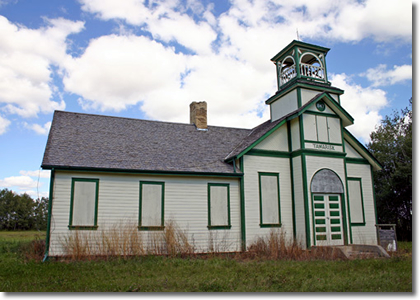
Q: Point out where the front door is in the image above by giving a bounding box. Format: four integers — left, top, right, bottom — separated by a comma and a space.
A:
313, 194, 344, 246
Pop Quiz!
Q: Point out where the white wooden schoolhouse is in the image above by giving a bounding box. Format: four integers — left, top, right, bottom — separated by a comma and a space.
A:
42, 40, 382, 258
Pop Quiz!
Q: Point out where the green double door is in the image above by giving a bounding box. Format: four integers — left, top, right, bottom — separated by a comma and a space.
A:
313, 194, 344, 246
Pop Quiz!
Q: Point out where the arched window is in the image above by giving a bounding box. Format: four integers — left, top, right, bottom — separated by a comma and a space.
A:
278, 56, 296, 86
299, 53, 324, 80
310, 168, 343, 194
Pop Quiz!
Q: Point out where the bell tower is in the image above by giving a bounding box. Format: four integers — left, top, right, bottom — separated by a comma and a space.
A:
266, 40, 343, 122
272, 40, 330, 90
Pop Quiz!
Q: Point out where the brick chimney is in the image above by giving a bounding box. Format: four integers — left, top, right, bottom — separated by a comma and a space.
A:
190, 101, 208, 130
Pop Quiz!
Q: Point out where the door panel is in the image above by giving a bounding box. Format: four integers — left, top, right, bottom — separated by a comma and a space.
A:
313, 194, 344, 246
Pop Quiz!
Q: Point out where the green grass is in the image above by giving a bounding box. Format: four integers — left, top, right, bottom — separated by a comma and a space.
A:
0, 231, 412, 292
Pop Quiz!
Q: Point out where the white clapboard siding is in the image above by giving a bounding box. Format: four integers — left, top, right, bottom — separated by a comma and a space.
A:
254, 123, 289, 152
304, 156, 348, 246
346, 163, 378, 245
290, 118, 301, 151
243, 155, 293, 247
344, 141, 363, 159
271, 89, 298, 121
292, 156, 306, 246
49, 171, 241, 256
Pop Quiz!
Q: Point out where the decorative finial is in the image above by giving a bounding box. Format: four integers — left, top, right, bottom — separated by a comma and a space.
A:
296, 28, 300, 41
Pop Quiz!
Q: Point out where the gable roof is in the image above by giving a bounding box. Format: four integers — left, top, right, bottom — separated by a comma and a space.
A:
343, 128, 382, 171
225, 92, 353, 161
41, 111, 251, 175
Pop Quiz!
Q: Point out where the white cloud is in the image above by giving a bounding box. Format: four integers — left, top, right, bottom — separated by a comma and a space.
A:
63, 34, 187, 112
331, 73, 388, 143
19, 170, 51, 179
0, 114, 11, 135
24, 121, 52, 135
0, 16, 84, 118
0, 175, 38, 190
361, 64, 412, 87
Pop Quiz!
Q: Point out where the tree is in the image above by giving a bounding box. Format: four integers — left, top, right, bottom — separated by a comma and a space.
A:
0, 189, 48, 231
367, 99, 412, 241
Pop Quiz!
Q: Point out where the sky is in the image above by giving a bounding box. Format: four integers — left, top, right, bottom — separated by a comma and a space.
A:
0, 0, 413, 199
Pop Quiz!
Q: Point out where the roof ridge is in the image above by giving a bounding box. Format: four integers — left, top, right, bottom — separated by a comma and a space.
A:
53, 110, 252, 131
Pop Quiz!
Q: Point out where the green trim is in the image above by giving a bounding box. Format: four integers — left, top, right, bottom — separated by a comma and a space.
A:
69, 226, 98, 230
258, 172, 282, 228
297, 87, 302, 107
370, 166, 379, 225
340, 192, 349, 245
343, 158, 353, 244
346, 157, 370, 165
311, 193, 347, 246
139, 181, 165, 231
43, 168, 55, 262
347, 178, 366, 227
69, 178, 100, 230
41, 166, 243, 178
316, 100, 326, 111
287, 121, 297, 238
301, 154, 311, 248
247, 149, 290, 158
239, 157, 246, 251
265, 82, 344, 105
304, 110, 340, 119
207, 183, 232, 230
304, 140, 343, 146
230, 92, 352, 162
299, 115, 305, 149
234, 119, 287, 161
271, 40, 330, 62
343, 128, 382, 170
138, 226, 165, 231
291, 149, 347, 158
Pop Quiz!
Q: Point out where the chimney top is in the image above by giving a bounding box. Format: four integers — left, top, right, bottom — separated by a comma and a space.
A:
190, 101, 208, 130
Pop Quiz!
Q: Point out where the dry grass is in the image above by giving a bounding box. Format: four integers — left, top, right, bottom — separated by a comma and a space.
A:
246, 229, 344, 261
59, 220, 196, 260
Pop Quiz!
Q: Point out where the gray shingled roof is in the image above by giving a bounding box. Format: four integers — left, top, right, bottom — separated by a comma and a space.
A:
41, 111, 252, 174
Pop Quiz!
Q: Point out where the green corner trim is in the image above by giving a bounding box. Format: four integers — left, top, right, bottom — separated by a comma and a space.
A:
43, 168, 55, 262
239, 157, 246, 252
287, 121, 297, 238
300, 155, 311, 248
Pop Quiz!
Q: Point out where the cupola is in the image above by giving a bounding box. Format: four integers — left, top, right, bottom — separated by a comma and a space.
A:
271, 40, 331, 90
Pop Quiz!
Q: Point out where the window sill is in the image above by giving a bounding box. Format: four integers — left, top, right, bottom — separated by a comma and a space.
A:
207, 225, 232, 230
138, 226, 165, 231
68, 225, 98, 230
259, 224, 282, 228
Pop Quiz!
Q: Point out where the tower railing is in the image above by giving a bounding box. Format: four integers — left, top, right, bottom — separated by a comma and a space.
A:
300, 63, 324, 81
280, 63, 326, 87
280, 65, 296, 86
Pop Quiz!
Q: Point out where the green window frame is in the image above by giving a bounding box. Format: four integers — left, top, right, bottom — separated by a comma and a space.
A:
69, 178, 99, 230
303, 113, 342, 145
347, 178, 366, 226
259, 172, 281, 227
207, 183, 231, 230
139, 181, 165, 231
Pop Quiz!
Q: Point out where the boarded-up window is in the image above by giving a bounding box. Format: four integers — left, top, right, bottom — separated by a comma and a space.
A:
139, 181, 165, 230
259, 173, 281, 227
303, 113, 342, 144
69, 178, 99, 229
208, 183, 231, 229
348, 178, 365, 225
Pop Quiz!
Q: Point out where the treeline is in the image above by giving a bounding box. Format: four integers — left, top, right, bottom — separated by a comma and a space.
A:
0, 188, 48, 231
367, 98, 412, 241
